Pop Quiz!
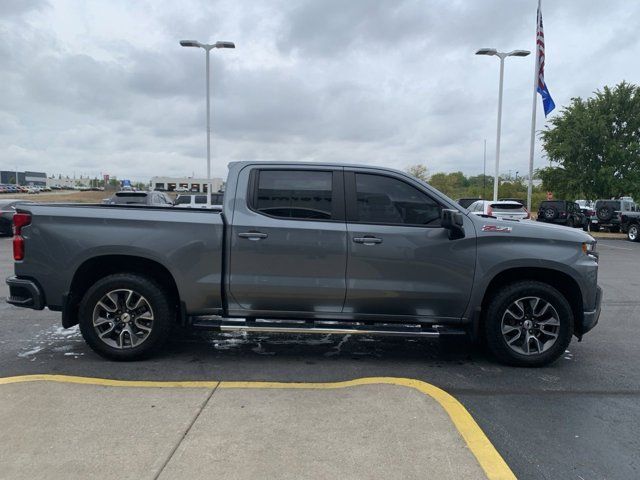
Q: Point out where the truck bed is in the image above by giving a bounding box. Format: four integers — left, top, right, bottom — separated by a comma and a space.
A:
13, 203, 225, 316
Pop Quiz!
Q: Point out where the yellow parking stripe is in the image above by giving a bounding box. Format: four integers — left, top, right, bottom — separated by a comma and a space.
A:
0, 374, 515, 480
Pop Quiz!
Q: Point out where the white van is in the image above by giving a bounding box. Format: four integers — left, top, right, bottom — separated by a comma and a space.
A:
174, 193, 224, 209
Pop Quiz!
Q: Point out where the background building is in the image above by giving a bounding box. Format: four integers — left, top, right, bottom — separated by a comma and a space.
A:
0, 170, 46, 186
151, 176, 224, 193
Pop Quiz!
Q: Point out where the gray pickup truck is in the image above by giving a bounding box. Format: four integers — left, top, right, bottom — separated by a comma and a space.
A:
7, 162, 602, 367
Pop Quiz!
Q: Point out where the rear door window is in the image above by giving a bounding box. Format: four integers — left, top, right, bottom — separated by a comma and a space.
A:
253, 170, 334, 220
195, 196, 207, 204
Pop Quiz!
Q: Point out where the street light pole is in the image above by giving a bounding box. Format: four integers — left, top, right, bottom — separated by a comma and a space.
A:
495, 55, 505, 201
476, 48, 530, 201
180, 39, 235, 203
205, 46, 211, 181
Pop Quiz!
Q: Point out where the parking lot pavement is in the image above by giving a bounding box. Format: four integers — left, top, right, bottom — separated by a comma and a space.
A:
0, 377, 501, 480
1, 238, 639, 479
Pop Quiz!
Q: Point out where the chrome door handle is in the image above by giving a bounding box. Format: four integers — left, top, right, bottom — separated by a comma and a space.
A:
238, 232, 268, 240
353, 236, 382, 245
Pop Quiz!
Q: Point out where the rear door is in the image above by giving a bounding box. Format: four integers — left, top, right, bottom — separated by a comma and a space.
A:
228, 167, 347, 315
343, 170, 476, 320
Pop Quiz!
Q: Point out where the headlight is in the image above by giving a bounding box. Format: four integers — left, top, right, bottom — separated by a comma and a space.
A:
582, 242, 598, 258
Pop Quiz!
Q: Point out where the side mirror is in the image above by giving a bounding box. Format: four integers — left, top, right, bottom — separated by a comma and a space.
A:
441, 209, 465, 240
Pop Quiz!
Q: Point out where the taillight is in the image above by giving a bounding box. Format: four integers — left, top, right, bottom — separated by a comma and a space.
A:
13, 213, 31, 236
13, 236, 24, 261
12, 213, 31, 261
524, 208, 530, 219
487, 206, 493, 216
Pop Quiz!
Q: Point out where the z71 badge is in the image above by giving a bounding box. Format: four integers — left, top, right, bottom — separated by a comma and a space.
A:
482, 225, 513, 233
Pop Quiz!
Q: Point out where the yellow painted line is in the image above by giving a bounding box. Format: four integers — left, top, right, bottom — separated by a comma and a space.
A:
0, 375, 514, 480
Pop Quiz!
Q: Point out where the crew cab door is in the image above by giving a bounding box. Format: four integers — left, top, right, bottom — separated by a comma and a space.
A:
343, 170, 476, 321
227, 166, 347, 315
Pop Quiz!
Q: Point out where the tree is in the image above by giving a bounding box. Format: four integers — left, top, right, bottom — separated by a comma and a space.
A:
406, 164, 429, 181
541, 82, 640, 200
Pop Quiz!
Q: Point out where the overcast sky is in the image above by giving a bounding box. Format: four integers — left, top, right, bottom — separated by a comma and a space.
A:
1, 0, 639, 182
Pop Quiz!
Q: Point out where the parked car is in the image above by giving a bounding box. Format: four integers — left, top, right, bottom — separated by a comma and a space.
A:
592, 198, 636, 232
537, 200, 584, 228
103, 191, 174, 207
174, 192, 224, 209
0, 199, 34, 235
7, 161, 601, 367
468, 200, 530, 221
620, 211, 640, 242
455, 197, 480, 209
175, 186, 189, 193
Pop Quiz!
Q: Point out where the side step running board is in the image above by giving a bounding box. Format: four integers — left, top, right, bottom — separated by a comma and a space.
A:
190, 318, 467, 338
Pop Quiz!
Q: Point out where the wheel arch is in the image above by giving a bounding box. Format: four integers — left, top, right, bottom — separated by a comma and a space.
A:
63, 255, 181, 328
478, 267, 584, 337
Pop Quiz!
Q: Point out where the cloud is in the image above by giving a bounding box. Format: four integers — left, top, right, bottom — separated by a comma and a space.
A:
0, 0, 639, 182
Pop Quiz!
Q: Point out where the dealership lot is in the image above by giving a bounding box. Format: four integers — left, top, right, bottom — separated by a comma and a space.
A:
0, 237, 638, 479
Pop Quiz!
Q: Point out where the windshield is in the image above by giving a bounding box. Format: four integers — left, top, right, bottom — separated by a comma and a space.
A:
596, 200, 621, 209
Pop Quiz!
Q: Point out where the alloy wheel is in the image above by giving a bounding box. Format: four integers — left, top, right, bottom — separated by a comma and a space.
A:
92, 289, 155, 349
500, 296, 560, 356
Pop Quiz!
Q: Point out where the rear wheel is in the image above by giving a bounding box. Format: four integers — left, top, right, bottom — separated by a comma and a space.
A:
484, 281, 573, 367
628, 224, 640, 242
566, 217, 574, 228
79, 273, 174, 360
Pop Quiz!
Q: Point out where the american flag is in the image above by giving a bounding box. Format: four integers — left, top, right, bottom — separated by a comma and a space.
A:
536, 2, 555, 116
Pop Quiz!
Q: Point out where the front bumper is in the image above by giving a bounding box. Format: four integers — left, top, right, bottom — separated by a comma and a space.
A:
6, 276, 44, 310
581, 285, 602, 335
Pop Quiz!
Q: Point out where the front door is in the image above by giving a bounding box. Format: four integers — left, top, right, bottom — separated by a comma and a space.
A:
343, 170, 476, 321
228, 167, 347, 315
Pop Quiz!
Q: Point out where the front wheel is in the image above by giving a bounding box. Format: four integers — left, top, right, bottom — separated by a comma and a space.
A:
483, 281, 573, 367
628, 224, 640, 242
79, 273, 174, 360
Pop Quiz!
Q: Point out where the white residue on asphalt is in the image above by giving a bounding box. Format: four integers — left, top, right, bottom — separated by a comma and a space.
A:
324, 334, 351, 357
17, 324, 82, 359
211, 330, 248, 351
18, 346, 44, 358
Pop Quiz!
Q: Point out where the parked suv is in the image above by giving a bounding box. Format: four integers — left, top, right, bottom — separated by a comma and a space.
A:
621, 212, 640, 242
592, 199, 636, 232
537, 201, 584, 228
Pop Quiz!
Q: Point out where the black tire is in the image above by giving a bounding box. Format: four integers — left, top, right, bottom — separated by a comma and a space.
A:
628, 224, 640, 242
483, 281, 573, 367
591, 224, 600, 232
78, 273, 174, 361
597, 206, 613, 221
543, 207, 558, 220
566, 217, 574, 228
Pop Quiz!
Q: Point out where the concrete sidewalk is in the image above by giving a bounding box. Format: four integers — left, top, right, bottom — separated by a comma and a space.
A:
0, 377, 507, 480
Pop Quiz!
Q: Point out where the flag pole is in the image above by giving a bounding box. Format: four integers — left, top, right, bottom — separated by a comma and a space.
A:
527, 0, 542, 212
